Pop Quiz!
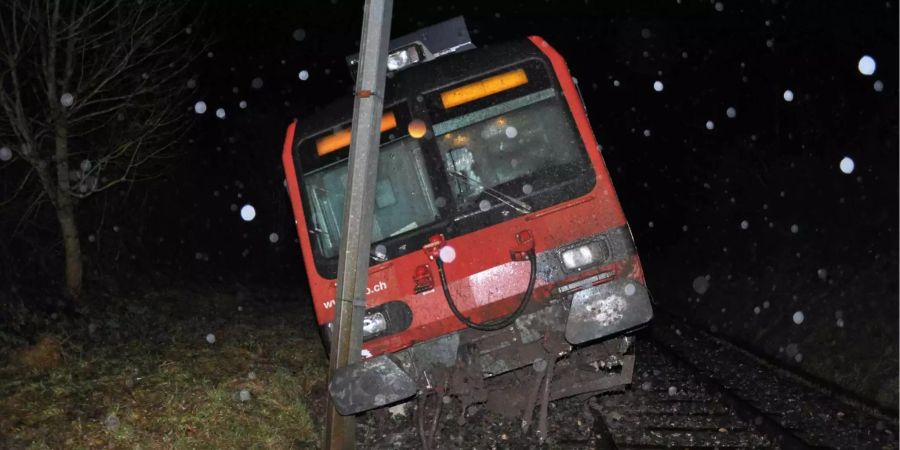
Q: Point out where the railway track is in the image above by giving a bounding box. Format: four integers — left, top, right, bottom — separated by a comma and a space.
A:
591, 319, 896, 450
359, 318, 897, 449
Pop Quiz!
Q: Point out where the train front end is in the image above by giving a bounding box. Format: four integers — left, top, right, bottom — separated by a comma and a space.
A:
282, 20, 653, 420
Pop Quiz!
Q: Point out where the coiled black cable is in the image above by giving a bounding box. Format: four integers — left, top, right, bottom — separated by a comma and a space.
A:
434, 249, 537, 331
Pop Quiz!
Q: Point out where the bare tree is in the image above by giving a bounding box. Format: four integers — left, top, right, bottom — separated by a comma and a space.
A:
0, 0, 201, 299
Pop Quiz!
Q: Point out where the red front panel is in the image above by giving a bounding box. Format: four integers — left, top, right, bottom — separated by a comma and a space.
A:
282, 37, 642, 358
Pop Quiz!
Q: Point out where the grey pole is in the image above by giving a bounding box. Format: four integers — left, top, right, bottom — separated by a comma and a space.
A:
325, 0, 392, 448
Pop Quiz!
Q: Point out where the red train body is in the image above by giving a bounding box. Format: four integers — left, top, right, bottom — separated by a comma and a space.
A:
283, 24, 652, 417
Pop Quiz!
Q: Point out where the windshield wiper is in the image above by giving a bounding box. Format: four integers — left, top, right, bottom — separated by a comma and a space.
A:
447, 171, 532, 215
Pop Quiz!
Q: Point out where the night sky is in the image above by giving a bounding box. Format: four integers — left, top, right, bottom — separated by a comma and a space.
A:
161, 0, 897, 287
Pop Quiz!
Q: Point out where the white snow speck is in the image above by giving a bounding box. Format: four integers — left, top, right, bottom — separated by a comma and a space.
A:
251, 77, 264, 89
726, 107, 737, 118
753, 306, 761, 314
522, 183, 533, 195
240, 204, 256, 222
613, 79, 620, 87
88, 234, 96, 243
836, 318, 844, 328
692, 276, 710, 295
714, 2, 724, 11
624, 283, 636, 296
478, 199, 491, 211
207, 51, 214, 58
205, 333, 216, 344
298, 70, 309, 81
816, 268, 827, 280
439, 245, 457, 263
857, 55, 876, 76
292, 28, 306, 41
705, 120, 715, 130
239, 100, 247, 109
269, 232, 279, 243
668, 386, 677, 396
187, 79, 197, 89
792, 311, 805, 325
839, 156, 855, 174
215, 108, 226, 119
790, 224, 799, 233
653, 80, 664, 92
794, 353, 803, 363
783, 89, 794, 102
239, 389, 251, 402
648, 221, 654, 228
194, 101, 207, 114
740, 220, 749, 230
388, 402, 409, 418
361, 349, 372, 358
505, 126, 518, 139
873, 80, 884, 92
60, 93, 74, 107
0, 146, 12, 161
643, 129, 651, 137
763, 300, 770, 309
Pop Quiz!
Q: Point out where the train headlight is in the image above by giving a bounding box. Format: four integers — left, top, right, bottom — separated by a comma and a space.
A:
362, 312, 388, 339
560, 241, 609, 271
386, 46, 420, 71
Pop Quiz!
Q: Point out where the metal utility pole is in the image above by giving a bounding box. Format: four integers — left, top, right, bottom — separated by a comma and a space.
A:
325, 0, 392, 448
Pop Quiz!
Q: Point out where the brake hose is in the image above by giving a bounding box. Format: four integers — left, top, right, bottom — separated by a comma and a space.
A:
434, 249, 537, 331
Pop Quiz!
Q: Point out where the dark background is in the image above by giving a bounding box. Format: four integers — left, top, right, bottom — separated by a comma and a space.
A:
4, 0, 898, 408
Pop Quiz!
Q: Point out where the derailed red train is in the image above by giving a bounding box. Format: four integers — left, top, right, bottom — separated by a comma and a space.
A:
282, 18, 653, 427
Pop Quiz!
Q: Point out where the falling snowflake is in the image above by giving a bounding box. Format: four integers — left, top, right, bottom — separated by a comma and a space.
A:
692, 276, 710, 295
194, 101, 207, 114
653, 80, 664, 92
293, 28, 307, 41
705, 120, 715, 130
839, 157, 855, 174
740, 220, 749, 230
240, 204, 256, 222
783, 89, 794, 102
726, 107, 737, 118
874, 80, 884, 92
857, 55, 876, 76
216, 108, 226, 119
792, 311, 805, 325
239, 100, 248, 109
60, 93, 74, 107
206, 333, 216, 344
269, 232, 279, 243
251, 77, 264, 89
298, 70, 310, 81
0, 146, 12, 161
790, 224, 799, 233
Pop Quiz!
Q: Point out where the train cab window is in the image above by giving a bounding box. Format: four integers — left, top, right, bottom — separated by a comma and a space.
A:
434, 92, 588, 214
302, 138, 439, 259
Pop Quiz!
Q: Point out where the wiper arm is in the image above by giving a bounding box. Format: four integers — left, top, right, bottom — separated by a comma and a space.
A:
447, 171, 532, 215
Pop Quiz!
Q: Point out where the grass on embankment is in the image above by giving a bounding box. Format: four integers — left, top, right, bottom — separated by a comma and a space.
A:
0, 286, 328, 449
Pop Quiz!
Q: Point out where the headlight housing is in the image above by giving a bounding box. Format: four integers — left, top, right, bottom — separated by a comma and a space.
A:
362, 312, 388, 339
560, 241, 609, 271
